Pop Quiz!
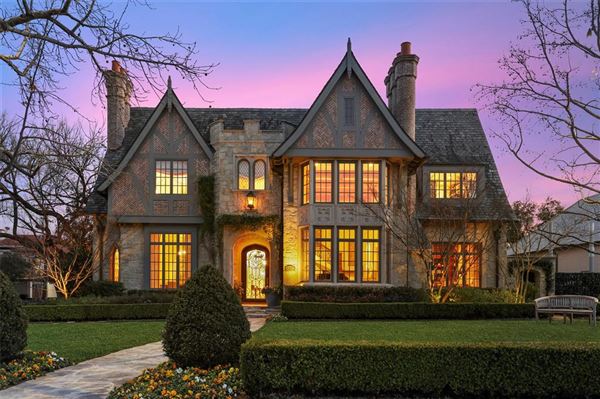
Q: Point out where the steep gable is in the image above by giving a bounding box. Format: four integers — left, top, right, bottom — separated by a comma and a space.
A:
273, 43, 425, 159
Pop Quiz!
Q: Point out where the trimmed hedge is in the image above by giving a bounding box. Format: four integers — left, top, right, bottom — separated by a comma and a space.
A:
281, 301, 535, 319
76, 280, 125, 297
24, 303, 170, 321
284, 285, 428, 303
556, 272, 600, 297
241, 340, 600, 397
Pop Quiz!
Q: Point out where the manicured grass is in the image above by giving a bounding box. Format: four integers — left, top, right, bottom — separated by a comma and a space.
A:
254, 319, 600, 344
27, 321, 165, 363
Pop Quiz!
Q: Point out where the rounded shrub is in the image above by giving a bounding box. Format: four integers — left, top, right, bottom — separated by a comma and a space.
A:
163, 265, 251, 368
0, 271, 28, 361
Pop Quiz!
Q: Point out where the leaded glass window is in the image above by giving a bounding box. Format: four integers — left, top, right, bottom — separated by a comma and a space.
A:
238, 160, 250, 190
245, 248, 267, 299
253, 160, 266, 190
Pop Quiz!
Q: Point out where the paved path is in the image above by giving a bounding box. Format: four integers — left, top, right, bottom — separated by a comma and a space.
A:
2, 317, 267, 399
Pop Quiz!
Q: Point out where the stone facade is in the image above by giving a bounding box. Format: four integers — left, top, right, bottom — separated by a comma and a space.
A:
90, 43, 513, 296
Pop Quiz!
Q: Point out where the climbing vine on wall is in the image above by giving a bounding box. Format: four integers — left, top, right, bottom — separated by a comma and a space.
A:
197, 175, 216, 262
216, 214, 280, 241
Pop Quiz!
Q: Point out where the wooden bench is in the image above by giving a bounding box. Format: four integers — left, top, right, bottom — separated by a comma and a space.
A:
534, 295, 598, 326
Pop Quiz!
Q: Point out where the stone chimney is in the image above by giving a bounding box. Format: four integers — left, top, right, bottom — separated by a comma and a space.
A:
384, 42, 419, 139
104, 60, 132, 150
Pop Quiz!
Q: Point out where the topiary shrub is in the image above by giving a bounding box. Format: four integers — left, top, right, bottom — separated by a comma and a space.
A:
0, 271, 28, 361
163, 265, 251, 368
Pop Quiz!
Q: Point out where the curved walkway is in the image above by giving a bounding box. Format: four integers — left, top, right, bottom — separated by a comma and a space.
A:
1, 317, 267, 399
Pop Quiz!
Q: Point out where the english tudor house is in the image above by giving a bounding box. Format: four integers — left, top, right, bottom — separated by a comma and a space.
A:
87, 41, 513, 300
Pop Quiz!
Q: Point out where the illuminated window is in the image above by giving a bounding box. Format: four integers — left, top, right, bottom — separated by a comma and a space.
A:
432, 243, 480, 287
110, 247, 120, 282
301, 228, 310, 282
361, 228, 380, 282
238, 160, 250, 190
301, 163, 310, 205
150, 233, 192, 289
338, 162, 356, 203
344, 97, 355, 126
314, 162, 333, 203
429, 172, 478, 199
362, 162, 380, 203
338, 228, 356, 282
314, 227, 332, 281
154, 160, 188, 195
253, 160, 266, 190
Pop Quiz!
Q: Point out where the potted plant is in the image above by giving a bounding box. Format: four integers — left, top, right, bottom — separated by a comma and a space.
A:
261, 285, 282, 308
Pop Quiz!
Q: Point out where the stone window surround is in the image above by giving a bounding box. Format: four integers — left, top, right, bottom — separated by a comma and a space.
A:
235, 156, 269, 191
298, 159, 390, 206
142, 225, 199, 290
301, 225, 383, 284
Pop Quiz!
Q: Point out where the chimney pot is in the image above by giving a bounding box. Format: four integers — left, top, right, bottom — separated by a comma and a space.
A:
111, 60, 122, 73
400, 42, 412, 56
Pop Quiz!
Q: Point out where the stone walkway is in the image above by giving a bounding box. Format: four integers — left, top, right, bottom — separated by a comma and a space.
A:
2, 317, 267, 399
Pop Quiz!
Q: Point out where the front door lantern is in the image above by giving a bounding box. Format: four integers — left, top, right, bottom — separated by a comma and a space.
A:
246, 191, 256, 210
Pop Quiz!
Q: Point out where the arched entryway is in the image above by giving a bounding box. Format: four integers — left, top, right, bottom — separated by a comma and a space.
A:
241, 244, 269, 302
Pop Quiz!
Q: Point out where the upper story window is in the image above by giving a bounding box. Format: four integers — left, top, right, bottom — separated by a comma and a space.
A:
155, 160, 188, 195
237, 158, 267, 191
430, 172, 477, 199
362, 162, 380, 203
314, 161, 333, 203
301, 163, 310, 205
344, 97, 355, 126
338, 162, 356, 203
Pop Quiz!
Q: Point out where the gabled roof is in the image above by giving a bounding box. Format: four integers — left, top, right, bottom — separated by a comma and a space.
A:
97, 84, 214, 192
272, 40, 426, 159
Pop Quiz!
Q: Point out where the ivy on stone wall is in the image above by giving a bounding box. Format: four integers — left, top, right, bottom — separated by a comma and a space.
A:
216, 214, 280, 240
197, 176, 216, 262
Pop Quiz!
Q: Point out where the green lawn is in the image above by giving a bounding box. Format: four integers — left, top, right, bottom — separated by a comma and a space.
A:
27, 321, 165, 363
254, 319, 600, 344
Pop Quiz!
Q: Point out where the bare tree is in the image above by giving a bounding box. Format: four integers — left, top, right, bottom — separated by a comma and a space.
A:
476, 0, 599, 204
364, 187, 498, 303
0, 116, 103, 297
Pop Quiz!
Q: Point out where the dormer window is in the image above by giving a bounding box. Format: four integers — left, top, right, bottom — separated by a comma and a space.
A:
430, 171, 477, 199
155, 160, 188, 195
237, 158, 267, 190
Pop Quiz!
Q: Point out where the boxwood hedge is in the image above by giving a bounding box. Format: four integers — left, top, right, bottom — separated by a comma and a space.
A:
281, 301, 535, 319
24, 303, 170, 321
241, 340, 600, 397
284, 285, 428, 302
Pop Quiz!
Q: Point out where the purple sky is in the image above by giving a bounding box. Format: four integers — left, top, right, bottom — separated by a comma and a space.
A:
0, 1, 581, 206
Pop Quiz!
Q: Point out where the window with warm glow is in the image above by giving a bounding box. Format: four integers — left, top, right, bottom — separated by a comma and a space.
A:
301, 227, 309, 281
338, 162, 356, 203
361, 228, 380, 282
338, 228, 356, 282
429, 172, 478, 199
314, 227, 332, 281
301, 163, 310, 205
432, 243, 480, 287
253, 160, 266, 190
110, 247, 120, 282
314, 162, 333, 203
150, 233, 192, 289
362, 162, 380, 203
155, 160, 188, 195
238, 160, 250, 190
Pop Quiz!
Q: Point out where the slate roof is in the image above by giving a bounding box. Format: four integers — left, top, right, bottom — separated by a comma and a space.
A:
87, 107, 514, 221
414, 109, 514, 221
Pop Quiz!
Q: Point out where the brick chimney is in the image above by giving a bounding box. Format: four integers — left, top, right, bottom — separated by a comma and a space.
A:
384, 42, 419, 139
104, 60, 132, 150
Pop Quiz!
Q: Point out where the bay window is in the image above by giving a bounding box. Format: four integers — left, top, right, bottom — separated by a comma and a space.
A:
300, 227, 310, 282
361, 228, 380, 282
314, 162, 333, 203
314, 227, 333, 281
337, 228, 356, 281
338, 162, 356, 203
301, 163, 310, 205
362, 162, 380, 203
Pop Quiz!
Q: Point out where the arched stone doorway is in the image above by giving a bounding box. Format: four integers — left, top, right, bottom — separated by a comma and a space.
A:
241, 244, 270, 302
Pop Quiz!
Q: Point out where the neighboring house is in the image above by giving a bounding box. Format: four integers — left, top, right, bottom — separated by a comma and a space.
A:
87, 41, 513, 300
509, 195, 600, 275
0, 236, 46, 299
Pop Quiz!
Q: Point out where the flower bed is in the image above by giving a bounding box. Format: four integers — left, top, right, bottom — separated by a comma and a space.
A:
0, 351, 71, 390
107, 362, 246, 399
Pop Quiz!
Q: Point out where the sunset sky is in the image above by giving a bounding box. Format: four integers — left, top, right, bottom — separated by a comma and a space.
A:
0, 0, 583, 206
